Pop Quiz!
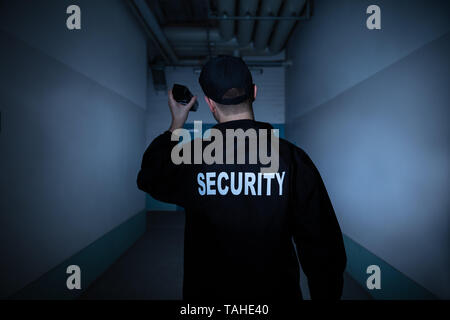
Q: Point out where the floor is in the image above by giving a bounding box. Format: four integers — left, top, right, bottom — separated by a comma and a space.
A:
81, 211, 372, 300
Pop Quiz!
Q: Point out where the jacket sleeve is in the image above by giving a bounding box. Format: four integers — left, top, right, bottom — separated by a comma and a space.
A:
137, 131, 186, 207
289, 147, 347, 300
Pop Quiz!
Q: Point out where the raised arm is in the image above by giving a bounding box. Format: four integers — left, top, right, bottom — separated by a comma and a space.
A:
136, 90, 197, 206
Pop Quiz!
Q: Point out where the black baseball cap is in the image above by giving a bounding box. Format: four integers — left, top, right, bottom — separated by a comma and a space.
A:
199, 55, 254, 105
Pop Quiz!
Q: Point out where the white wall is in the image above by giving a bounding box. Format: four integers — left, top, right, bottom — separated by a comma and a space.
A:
0, 0, 147, 297
285, 0, 450, 298
286, 0, 450, 118
0, 0, 147, 108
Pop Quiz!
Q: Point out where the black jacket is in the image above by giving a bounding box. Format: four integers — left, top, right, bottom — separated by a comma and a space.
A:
137, 119, 347, 301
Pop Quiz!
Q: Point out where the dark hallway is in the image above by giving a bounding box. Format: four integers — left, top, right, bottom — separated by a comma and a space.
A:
81, 212, 371, 300
1, 0, 449, 305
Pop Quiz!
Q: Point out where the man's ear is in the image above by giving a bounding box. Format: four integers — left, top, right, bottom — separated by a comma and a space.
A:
204, 96, 216, 113
253, 85, 258, 100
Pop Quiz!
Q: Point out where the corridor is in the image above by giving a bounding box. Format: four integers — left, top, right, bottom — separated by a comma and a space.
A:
1, 0, 448, 302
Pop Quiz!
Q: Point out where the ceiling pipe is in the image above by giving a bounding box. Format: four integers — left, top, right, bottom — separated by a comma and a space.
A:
254, 0, 283, 50
130, 0, 179, 64
163, 27, 228, 44
126, 0, 170, 64
192, 67, 264, 75
128, 0, 300, 68
163, 27, 277, 57
209, 15, 307, 20
237, 0, 259, 46
269, 0, 306, 53
169, 59, 292, 68
169, 46, 275, 57
217, 0, 236, 41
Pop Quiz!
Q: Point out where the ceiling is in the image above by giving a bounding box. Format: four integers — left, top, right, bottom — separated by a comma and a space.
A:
146, 0, 213, 27
131, 0, 310, 66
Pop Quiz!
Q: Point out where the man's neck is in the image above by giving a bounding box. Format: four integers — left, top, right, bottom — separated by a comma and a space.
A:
219, 113, 254, 123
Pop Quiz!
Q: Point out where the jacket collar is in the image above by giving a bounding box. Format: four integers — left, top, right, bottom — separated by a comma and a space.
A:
212, 119, 273, 132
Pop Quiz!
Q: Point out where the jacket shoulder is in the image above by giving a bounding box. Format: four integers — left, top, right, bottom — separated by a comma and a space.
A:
279, 138, 316, 169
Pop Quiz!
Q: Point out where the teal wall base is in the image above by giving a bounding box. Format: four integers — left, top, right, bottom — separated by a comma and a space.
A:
9, 210, 438, 299
343, 234, 437, 300
146, 194, 177, 211
10, 210, 147, 300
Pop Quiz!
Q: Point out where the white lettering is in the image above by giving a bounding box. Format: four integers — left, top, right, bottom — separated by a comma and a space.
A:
197, 173, 206, 195
217, 172, 229, 195
197, 171, 286, 197
206, 172, 216, 195
244, 172, 256, 196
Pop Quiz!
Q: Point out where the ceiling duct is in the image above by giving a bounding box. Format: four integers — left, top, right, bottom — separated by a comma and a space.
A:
217, 0, 236, 41
130, 0, 179, 64
237, 0, 259, 46
163, 27, 276, 57
128, 0, 310, 67
254, 0, 283, 50
269, 0, 306, 53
